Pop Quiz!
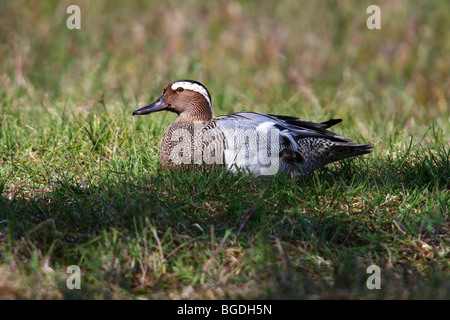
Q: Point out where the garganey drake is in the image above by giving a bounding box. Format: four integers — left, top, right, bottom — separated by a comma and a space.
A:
132, 80, 371, 177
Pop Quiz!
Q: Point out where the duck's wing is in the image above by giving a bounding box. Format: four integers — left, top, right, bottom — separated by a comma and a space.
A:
214, 111, 351, 143
209, 111, 371, 176
271, 114, 342, 130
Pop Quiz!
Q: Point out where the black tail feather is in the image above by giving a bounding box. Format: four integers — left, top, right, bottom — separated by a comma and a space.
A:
320, 119, 342, 128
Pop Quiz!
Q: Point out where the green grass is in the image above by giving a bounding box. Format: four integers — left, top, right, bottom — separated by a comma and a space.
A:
0, 0, 449, 299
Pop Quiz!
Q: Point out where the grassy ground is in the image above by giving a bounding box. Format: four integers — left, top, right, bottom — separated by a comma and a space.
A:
0, 0, 449, 299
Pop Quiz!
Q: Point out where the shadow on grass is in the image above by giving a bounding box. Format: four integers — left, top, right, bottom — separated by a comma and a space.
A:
0, 148, 448, 299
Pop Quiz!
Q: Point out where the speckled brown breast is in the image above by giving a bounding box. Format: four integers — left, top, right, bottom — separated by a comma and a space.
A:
159, 120, 226, 170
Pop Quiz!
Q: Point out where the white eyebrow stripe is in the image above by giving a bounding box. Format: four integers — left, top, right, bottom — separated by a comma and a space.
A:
171, 81, 212, 108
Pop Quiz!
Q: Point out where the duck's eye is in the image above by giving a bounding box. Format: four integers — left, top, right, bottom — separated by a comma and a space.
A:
176, 87, 184, 92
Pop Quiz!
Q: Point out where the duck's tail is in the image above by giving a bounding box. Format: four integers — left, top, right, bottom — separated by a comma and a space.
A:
298, 138, 372, 174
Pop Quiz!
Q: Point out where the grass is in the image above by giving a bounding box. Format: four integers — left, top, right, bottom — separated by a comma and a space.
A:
0, 0, 449, 299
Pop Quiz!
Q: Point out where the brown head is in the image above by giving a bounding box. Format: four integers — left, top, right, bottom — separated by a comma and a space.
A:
132, 80, 213, 122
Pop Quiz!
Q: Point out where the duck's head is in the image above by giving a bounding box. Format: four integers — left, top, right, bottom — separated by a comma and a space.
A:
132, 80, 212, 121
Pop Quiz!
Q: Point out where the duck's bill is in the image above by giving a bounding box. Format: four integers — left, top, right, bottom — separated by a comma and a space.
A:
132, 95, 168, 115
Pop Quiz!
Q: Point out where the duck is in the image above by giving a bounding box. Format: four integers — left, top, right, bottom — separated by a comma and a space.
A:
132, 80, 371, 177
